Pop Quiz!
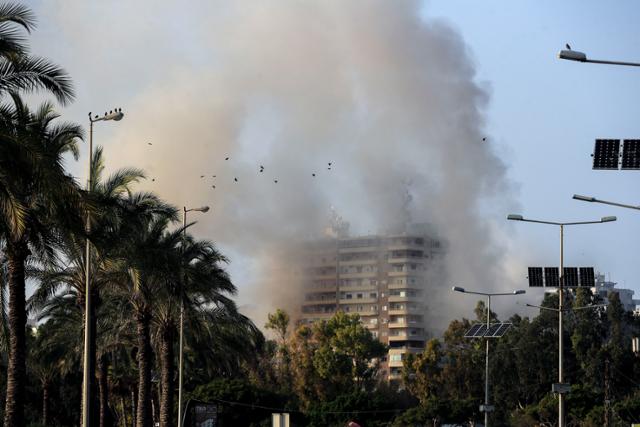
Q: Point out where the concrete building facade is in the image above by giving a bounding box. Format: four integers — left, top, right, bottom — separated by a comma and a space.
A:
297, 230, 442, 381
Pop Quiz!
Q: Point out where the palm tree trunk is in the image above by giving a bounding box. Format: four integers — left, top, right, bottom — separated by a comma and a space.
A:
98, 354, 110, 427
3, 239, 29, 427
159, 326, 175, 427
42, 381, 49, 426
136, 310, 153, 427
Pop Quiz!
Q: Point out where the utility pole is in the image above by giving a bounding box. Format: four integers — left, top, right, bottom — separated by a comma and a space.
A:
604, 358, 610, 427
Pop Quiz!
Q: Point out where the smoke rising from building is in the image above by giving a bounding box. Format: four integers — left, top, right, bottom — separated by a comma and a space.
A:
40, 1, 523, 331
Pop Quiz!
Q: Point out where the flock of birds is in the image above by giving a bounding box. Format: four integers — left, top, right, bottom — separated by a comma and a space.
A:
146, 148, 334, 188
144, 134, 495, 187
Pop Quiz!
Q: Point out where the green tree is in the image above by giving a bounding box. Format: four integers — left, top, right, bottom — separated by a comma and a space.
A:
402, 339, 443, 404
289, 311, 386, 409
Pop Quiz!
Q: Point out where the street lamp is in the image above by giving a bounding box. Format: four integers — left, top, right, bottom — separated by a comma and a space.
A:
573, 194, 640, 211
507, 213, 616, 427
558, 49, 640, 67
452, 286, 525, 427
82, 109, 124, 427
178, 206, 209, 427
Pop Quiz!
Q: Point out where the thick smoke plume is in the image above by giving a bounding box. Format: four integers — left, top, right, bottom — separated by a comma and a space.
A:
41, 1, 523, 332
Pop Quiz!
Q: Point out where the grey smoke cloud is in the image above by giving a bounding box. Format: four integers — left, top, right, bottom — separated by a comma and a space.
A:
34, 0, 528, 331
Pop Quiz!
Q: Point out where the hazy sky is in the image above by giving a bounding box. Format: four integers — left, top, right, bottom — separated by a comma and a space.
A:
25, 1, 640, 324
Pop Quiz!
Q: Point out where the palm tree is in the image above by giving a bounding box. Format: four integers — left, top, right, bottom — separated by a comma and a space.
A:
0, 3, 74, 104
151, 234, 244, 427
28, 146, 144, 425
0, 94, 83, 426
107, 198, 177, 427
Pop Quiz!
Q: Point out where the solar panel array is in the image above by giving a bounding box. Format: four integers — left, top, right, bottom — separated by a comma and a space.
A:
593, 139, 620, 170
464, 323, 513, 338
622, 139, 640, 170
592, 139, 640, 170
527, 266, 595, 287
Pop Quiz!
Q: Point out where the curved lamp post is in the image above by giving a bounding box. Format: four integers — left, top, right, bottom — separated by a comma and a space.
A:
573, 194, 640, 211
558, 49, 640, 67
83, 109, 124, 427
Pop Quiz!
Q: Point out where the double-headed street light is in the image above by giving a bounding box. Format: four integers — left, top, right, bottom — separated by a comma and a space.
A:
452, 287, 525, 427
558, 49, 640, 67
507, 213, 616, 427
82, 109, 124, 427
178, 206, 209, 427
573, 194, 640, 211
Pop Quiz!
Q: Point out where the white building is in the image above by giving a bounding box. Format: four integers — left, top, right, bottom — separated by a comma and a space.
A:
591, 273, 640, 312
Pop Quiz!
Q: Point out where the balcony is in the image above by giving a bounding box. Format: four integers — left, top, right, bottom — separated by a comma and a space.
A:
339, 297, 377, 305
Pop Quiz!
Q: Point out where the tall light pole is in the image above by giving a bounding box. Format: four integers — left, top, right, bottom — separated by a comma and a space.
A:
558, 49, 640, 67
178, 206, 209, 427
507, 213, 616, 427
452, 286, 525, 427
82, 109, 124, 427
573, 194, 640, 211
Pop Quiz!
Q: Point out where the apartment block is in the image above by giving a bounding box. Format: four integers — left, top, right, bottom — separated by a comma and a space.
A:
297, 229, 442, 381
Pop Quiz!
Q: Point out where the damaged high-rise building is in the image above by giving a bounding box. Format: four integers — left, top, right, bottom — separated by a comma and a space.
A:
296, 224, 443, 381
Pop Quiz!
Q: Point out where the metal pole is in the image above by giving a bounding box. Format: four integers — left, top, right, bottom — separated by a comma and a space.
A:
485, 295, 490, 427
177, 207, 186, 427
559, 224, 564, 427
82, 117, 94, 427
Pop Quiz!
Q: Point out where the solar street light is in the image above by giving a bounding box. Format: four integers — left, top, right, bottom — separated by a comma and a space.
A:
508, 213, 615, 427
452, 286, 524, 427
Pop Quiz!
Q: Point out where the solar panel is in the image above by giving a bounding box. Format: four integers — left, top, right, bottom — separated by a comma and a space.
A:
563, 267, 579, 287
579, 267, 595, 287
528, 267, 544, 287
489, 323, 512, 338
545, 267, 559, 287
464, 323, 484, 338
622, 139, 640, 170
593, 139, 620, 170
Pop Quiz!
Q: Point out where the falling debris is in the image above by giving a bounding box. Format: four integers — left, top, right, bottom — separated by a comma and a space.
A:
274, 179, 278, 183
234, 177, 238, 182
147, 142, 152, 145
200, 175, 205, 178
312, 173, 316, 177
482, 137, 486, 142
212, 185, 215, 189
566, 43, 571, 50
225, 157, 229, 160
212, 175, 216, 178
151, 178, 155, 182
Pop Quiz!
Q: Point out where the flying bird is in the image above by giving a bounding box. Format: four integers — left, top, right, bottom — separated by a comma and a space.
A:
566, 43, 571, 50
